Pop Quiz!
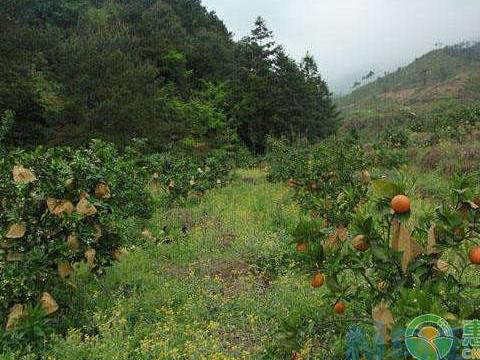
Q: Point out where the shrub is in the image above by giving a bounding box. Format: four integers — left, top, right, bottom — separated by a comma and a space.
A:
266, 137, 311, 183
315, 174, 480, 333
0, 140, 153, 330
370, 143, 409, 169
267, 136, 370, 226
144, 149, 234, 203
267, 136, 480, 354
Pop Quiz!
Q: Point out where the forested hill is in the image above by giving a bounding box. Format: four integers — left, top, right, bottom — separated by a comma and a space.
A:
340, 41, 480, 107
0, 0, 337, 152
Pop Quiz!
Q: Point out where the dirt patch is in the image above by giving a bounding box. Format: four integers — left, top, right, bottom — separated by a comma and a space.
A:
196, 216, 237, 247
208, 260, 271, 297
220, 232, 236, 248
380, 77, 467, 102
197, 215, 222, 230
210, 260, 251, 282
164, 208, 195, 228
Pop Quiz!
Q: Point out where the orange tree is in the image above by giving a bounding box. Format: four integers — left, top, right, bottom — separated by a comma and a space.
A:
267, 136, 370, 227
312, 173, 480, 357
143, 149, 233, 203
0, 138, 237, 353
267, 139, 480, 355
0, 141, 154, 335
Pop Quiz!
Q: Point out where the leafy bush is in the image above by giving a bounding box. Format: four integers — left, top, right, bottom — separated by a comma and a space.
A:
145, 149, 234, 203
369, 143, 409, 169
0, 140, 153, 331
423, 104, 480, 136
267, 137, 480, 355
266, 137, 310, 183
0, 111, 14, 145
313, 174, 480, 342
267, 136, 370, 226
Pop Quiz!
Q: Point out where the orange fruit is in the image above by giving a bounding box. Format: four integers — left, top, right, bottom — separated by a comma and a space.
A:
296, 242, 309, 253
352, 235, 369, 251
391, 195, 411, 214
334, 302, 346, 314
469, 247, 480, 265
311, 272, 325, 288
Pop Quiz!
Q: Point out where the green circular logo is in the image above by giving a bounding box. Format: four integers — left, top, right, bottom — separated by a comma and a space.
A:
405, 314, 454, 360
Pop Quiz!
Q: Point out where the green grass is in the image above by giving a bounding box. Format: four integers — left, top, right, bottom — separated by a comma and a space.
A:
6, 168, 474, 360
27, 169, 339, 359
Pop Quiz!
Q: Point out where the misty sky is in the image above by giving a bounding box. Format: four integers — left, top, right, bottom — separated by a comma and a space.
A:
201, 0, 480, 94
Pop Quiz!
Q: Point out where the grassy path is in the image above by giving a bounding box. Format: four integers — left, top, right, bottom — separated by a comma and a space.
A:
45, 169, 330, 360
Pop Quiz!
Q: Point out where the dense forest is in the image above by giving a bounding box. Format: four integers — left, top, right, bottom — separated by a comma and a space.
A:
0, 0, 338, 153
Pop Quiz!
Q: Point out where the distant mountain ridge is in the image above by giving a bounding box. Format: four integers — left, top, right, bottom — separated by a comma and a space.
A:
340, 41, 480, 108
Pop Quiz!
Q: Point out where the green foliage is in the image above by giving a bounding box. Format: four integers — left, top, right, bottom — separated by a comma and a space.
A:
266, 137, 310, 183
267, 136, 370, 226
370, 143, 409, 169
144, 149, 234, 203
1, 3, 338, 152
0, 0, 235, 148
0, 130, 242, 356
0, 141, 153, 335
0, 111, 14, 145
268, 135, 480, 354
169, 81, 229, 141
230, 19, 338, 152
0, 111, 14, 156
320, 175, 480, 322
9, 168, 318, 359
0, 306, 53, 354
339, 42, 480, 169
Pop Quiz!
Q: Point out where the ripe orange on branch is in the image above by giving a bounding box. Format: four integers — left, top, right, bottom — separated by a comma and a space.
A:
469, 247, 480, 265
391, 195, 411, 214
311, 272, 325, 288
334, 302, 346, 314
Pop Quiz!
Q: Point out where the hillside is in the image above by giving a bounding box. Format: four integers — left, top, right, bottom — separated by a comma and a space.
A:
338, 42, 480, 137
0, 1, 337, 152
342, 42, 480, 105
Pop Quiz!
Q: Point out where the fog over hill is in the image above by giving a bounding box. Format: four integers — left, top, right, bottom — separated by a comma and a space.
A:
202, 0, 480, 94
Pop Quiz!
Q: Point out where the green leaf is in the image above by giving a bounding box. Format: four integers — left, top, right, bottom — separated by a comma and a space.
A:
326, 275, 342, 294
371, 244, 389, 261
394, 211, 411, 222
371, 179, 399, 198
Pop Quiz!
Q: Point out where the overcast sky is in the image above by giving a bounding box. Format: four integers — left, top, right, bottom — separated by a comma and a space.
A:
201, 0, 480, 94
